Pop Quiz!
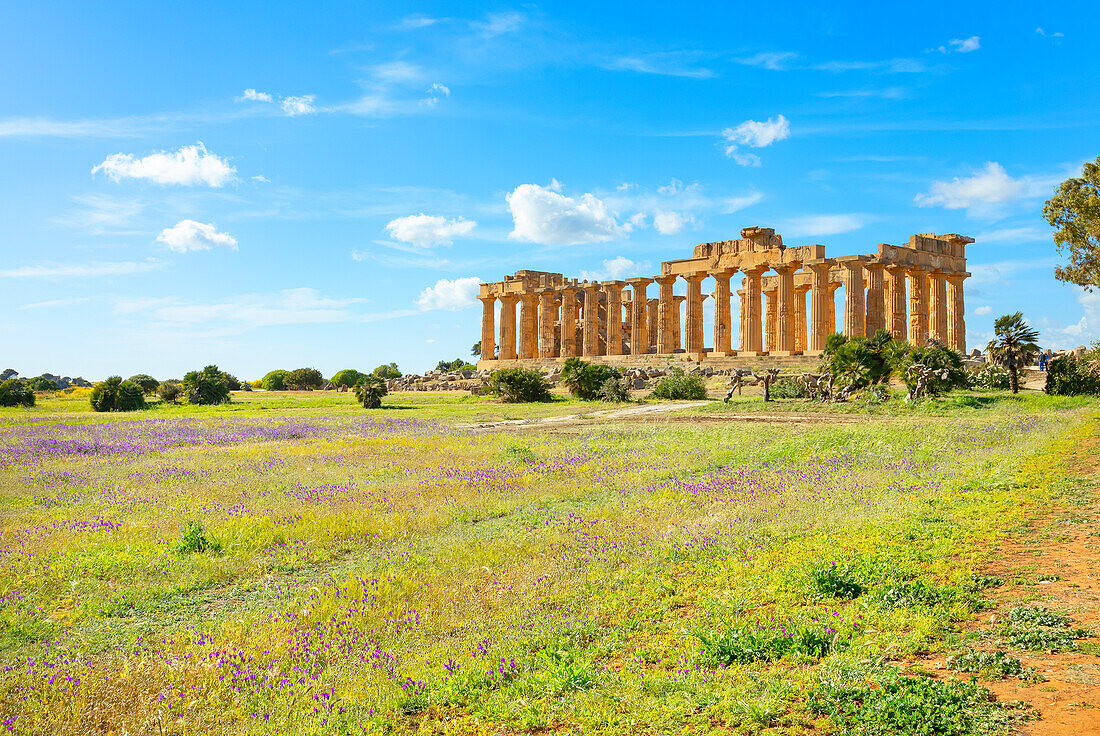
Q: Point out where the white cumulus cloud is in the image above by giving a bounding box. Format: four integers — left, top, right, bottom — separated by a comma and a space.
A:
156, 220, 238, 253
281, 95, 317, 116
722, 115, 790, 166
579, 256, 651, 281
92, 142, 236, 187
653, 210, 689, 235
929, 36, 981, 54
973, 305, 993, 315
417, 276, 481, 311
385, 214, 477, 248
507, 182, 627, 245
238, 88, 273, 102
914, 162, 1026, 212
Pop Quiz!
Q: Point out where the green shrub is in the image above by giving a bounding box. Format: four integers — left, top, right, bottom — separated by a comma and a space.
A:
698, 622, 847, 665
371, 363, 402, 380
769, 376, 810, 399
0, 379, 35, 408
331, 369, 365, 387
354, 375, 388, 409
808, 664, 1021, 736
261, 370, 289, 391
156, 380, 182, 402
597, 376, 631, 402
127, 374, 160, 394
174, 521, 220, 555
561, 358, 621, 400
286, 367, 324, 390
490, 368, 551, 403
90, 376, 146, 412
998, 606, 1092, 652
436, 358, 470, 372
968, 365, 1011, 390
895, 342, 969, 397
27, 376, 58, 392
220, 372, 244, 391
651, 367, 707, 400
946, 649, 1041, 681
181, 365, 231, 405
807, 560, 869, 600
1045, 355, 1100, 396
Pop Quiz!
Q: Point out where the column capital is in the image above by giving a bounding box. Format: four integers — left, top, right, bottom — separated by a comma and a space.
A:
601, 279, 626, 291
498, 293, 519, 303
581, 281, 601, 294
771, 262, 802, 275
863, 261, 886, 272
906, 266, 931, 275
653, 274, 677, 286
795, 283, 811, 294
682, 270, 707, 283
710, 267, 738, 279
946, 271, 970, 284
625, 277, 653, 287
740, 264, 769, 277
477, 293, 497, 303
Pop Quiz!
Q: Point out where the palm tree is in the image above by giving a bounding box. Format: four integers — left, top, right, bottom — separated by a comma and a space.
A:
986, 312, 1040, 394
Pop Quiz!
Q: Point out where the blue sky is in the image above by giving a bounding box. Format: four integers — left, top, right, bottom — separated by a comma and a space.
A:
2, 1, 1097, 379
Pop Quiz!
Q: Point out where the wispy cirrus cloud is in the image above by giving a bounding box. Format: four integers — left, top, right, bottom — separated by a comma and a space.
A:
734, 51, 798, 71
1, 260, 162, 278
606, 53, 715, 78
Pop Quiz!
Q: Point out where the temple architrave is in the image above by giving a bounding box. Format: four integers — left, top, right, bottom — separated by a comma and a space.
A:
476, 227, 971, 368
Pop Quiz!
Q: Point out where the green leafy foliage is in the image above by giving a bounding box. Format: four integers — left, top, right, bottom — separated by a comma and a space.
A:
1045, 355, 1100, 396
596, 376, 631, 402
354, 375, 388, 409
372, 363, 403, 380
808, 665, 1023, 736
987, 312, 1041, 394
286, 367, 324, 391
769, 376, 811, 399
261, 370, 289, 391
946, 649, 1042, 682
0, 379, 35, 407
1043, 155, 1100, 290
651, 367, 707, 400
126, 374, 160, 394
27, 376, 58, 392
156, 380, 182, 402
697, 622, 847, 665
174, 521, 221, 555
436, 358, 474, 372
969, 365, 1011, 390
90, 376, 146, 412
896, 342, 970, 397
998, 606, 1092, 652
181, 365, 231, 406
807, 560, 870, 599
330, 369, 365, 388
561, 358, 621, 400
821, 330, 902, 388
489, 368, 551, 403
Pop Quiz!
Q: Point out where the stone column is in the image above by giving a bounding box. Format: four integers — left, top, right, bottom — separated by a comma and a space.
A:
479, 295, 496, 361
673, 295, 685, 351
538, 289, 557, 358
654, 275, 677, 354
773, 263, 800, 355
582, 283, 602, 356
603, 281, 625, 356
498, 294, 518, 360
885, 265, 908, 342
711, 269, 736, 356
864, 262, 886, 337
741, 266, 767, 353
928, 271, 949, 344
827, 283, 840, 336
794, 285, 809, 353
518, 293, 538, 359
559, 288, 578, 358
907, 268, 929, 346
626, 278, 652, 355
841, 260, 865, 338
947, 273, 967, 353
763, 287, 777, 353
646, 298, 658, 353
683, 272, 705, 356
806, 262, 832, 353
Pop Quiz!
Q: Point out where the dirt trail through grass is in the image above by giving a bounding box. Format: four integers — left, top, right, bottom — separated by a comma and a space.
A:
944, 425, 1100, 735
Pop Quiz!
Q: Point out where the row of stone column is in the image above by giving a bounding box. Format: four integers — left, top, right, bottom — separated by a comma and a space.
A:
479, 265, 966, 361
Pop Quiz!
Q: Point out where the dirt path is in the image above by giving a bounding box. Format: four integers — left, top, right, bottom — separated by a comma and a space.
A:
931, 425, 1100, 735
465, 401, 709, 429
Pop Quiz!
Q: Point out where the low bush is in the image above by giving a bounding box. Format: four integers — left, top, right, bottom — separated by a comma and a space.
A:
174, 521, 221, 555
156, 380, 182, 402
27, 376, 58, 392
261, 370, 289, 391
895, 342, 969, 398
946, 649, 1042, 681
331, 369, 365, 388
354, 375, 388, 409
90, 376, 146, 412
1045, 355, 1100, 396
561, 358, 621, 400
181, 365, 231, 406
597, 376, 631, 402
286, 367, 324, 391
651, 368, 707, 400
998, 606, 1092, 652
769, 376, 811, 399
490, 368, 551, 403
968, 365, 1011, 390
127, 374, 160, 394
807, 560, 870, 600
698, 622, 847, 665
436, 358, 474, 372
0, 379, 35, 407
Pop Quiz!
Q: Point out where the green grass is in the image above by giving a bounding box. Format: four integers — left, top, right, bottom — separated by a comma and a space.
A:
0, 390, 1096, 735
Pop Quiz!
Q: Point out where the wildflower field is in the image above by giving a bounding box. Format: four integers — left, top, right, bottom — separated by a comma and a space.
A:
0, 391, 1098, 735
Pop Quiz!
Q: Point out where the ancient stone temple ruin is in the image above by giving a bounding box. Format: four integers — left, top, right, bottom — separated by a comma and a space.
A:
476, 227, 971, 368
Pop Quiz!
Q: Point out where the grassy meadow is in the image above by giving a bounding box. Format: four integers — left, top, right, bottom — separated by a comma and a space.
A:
0, 389, 1098, 735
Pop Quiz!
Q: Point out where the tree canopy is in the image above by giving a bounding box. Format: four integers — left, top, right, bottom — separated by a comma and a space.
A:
1043, 156, 1100, 291
987, 312, 1041, 394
